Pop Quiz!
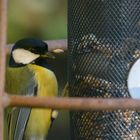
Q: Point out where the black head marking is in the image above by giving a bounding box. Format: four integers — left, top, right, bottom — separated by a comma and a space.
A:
12, 38, 48, 54
9, 38, 48, 67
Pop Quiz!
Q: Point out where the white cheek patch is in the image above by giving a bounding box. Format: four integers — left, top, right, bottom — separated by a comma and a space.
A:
12, 48, 40, 64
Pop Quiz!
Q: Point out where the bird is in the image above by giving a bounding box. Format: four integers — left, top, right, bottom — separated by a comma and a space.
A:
5, 38, 58, 140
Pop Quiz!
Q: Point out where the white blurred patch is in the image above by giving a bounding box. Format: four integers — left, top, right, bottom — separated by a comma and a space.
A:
12, 48, 40, 64
53, 49, 64, 53
52, 110, 58, 119
128, 58, 140, 99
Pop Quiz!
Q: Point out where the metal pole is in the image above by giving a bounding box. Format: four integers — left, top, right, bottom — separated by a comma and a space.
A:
6, 39, 68, 54
3, 95, 140, 111
0, 0, 8, 139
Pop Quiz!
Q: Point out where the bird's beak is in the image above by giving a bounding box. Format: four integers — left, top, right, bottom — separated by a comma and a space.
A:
41, 52, 55, 59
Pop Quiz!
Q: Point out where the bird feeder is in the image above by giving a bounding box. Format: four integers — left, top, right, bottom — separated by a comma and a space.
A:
68, 0, 140, 139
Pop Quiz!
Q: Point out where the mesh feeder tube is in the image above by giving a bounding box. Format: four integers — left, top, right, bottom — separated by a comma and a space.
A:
68, 0, 140, 140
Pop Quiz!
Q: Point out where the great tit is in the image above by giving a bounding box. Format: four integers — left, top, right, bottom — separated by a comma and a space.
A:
6, 38, 58, 140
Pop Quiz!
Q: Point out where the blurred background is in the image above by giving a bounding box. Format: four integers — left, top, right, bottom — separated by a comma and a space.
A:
6, 0, 69, 140
7, 0, 67, 43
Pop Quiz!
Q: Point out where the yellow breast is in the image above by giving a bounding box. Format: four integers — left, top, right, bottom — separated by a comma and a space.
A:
25, 64, 58, 138
28, 64, 58, 97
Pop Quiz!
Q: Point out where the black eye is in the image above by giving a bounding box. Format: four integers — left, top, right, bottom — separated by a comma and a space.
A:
30, 49, 36, 52
28, 47, 37, 53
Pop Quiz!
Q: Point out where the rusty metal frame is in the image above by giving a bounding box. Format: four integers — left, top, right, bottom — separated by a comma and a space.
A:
6, 39, 68, 53
0, 0, 140, 140
0, 0, 8, 139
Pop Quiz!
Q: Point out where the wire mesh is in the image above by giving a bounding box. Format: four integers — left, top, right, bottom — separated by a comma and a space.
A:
68, 0, 140, 139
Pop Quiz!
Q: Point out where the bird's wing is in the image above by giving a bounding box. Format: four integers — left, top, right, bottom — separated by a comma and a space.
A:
8, 79, 36, 140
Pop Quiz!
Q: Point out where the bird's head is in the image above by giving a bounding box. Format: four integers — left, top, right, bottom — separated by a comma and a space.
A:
9, 38, 55, 68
